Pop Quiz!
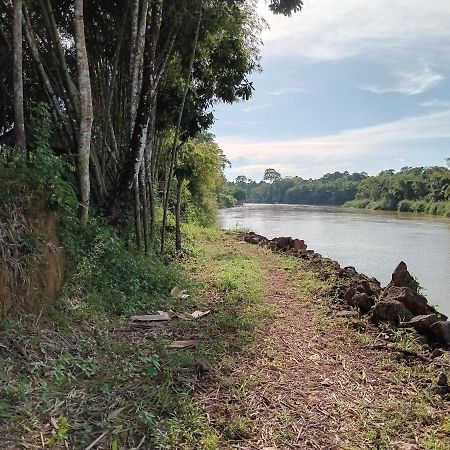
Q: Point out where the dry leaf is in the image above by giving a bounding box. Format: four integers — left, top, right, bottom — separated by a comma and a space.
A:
168, 340, 199, 349
191, 310, 210, 319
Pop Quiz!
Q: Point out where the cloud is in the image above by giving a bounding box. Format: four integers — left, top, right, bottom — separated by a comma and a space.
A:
242, 103, 271, 113
420, 99, 450, 109
363, 67, 444, 95
257, 0, 450, 63
267, 87, 305, 96
219, 110, 450, 179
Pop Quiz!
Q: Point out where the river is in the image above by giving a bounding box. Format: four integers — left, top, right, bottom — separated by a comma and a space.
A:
219, 204, 450, 316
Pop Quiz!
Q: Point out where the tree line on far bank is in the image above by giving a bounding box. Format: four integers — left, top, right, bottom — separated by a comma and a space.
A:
226, 164, 450, 217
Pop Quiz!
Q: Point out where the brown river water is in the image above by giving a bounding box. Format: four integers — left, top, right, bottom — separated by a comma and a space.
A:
219, 203, 450, 316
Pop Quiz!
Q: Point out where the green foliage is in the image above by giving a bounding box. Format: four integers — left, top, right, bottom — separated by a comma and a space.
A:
0, 103, 76, 211
228, 166, 450, 216
228, 171, 366, 205
60, 215, 181, 316
347, 166, 450, 216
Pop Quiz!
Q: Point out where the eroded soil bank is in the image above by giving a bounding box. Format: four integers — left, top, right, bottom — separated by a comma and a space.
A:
1, 228, 449, 449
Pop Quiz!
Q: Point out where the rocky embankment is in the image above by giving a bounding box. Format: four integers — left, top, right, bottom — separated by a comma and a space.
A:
243, 231, 449, 349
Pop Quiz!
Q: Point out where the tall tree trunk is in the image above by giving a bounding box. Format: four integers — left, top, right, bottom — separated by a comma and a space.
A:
160, 7, 202, 254
130, 0, 149, 130
13, 0, 26, 152
74, 0, 93, 228
139, 165, 149, 254
133, 174, 144, 250
175, 176, 184, 252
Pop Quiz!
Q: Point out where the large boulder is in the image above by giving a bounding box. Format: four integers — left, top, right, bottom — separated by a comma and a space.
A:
270, 236, 293, 251
430, 321, 450, 347
293, 238, 307, 252
371, 299, 412, 327
360, 278, 382, 297
244, 232, 268, 245
403, 314, 440, 335
386, 261, 419, 291
383, 285, 435, 317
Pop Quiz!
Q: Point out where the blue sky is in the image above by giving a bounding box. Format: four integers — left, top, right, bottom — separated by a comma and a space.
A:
211, 0, 450, 181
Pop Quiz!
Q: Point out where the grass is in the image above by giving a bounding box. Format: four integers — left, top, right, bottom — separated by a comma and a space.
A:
0, 226, 272, 449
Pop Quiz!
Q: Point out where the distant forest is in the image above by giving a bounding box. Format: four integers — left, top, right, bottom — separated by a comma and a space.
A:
225, 164, 450, 216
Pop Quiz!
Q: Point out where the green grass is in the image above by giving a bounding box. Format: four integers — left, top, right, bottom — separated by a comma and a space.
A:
0, 226, 273, 449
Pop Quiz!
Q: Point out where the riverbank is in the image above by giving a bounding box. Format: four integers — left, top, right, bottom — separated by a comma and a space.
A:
1, 227, 450, 449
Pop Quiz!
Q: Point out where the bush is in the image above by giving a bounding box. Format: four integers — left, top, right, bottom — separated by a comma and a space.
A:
398, 200, 413, 212
60, 214, 181, 317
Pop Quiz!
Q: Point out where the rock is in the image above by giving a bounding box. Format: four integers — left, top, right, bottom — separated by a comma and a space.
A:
244, 232, 267, 245
292, 238, 307, 252
270, 236, 293, 251
351, 320, 367, 332
362, 278, 382, 297
352, 292, 372, 314
437, 372, 448, 386
429, 321, 450, 347
432, 373, 449, 396
383, 285, 435, 317
344, 287, 357, 302
386, 261, 419, 291
344, 266, 358, 277
336, 310, 360, 320
403, 314, 439, 334
371, 299, 412, 327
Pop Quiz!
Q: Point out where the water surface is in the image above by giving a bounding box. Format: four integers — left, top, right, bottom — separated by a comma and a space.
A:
219, 204, 450, 316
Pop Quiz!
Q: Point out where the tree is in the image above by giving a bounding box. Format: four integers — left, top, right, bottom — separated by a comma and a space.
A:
12, 0, 26, 152
446, 157, 450, 168
235, 175, 247, 184
74, 0, 93, 227
263, 168, 281, 183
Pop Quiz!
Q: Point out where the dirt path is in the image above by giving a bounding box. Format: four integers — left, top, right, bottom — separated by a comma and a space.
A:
195, 244, 450, 450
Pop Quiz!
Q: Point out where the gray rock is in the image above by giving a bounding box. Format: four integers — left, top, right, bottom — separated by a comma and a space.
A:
429, 321, 450, 347
353, 292, 372, 314
344, 287, 357, 303
437, 372, 448, 386
383, 285, 434, 316
386, 261, 418, 291
371, 299, 412, 327
404, 314, 439, 334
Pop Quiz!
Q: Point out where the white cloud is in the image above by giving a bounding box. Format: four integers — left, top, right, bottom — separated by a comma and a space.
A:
268, 87, 305, 96
258, 0, 450, 63
242, 103, 271, 113
420, 99, 450, 109
219, 110, 450, 179
363, 67, 444, 95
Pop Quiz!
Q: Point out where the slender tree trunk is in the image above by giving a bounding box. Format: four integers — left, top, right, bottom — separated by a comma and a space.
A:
13, 0, 26, 152
133, 174, 144, 250
74, 0, 93, 228
139, 166, 149, 254
175, 176, 184, 251
130, 0, 149, 129
160, 7, 202, 254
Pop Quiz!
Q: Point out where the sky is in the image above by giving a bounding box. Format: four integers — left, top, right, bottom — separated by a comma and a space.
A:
211, 0, 450, 181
